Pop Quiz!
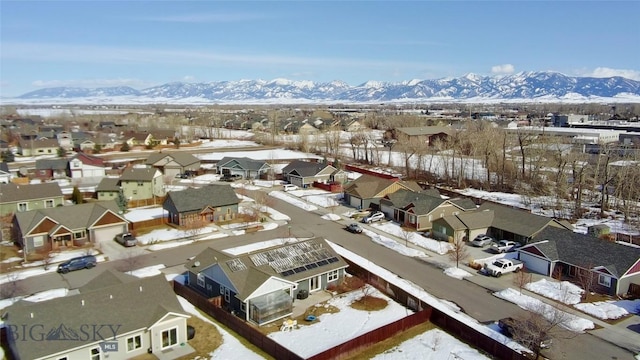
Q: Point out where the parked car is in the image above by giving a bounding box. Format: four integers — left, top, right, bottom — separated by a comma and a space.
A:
115, 232, 137, 247
498, 317, 553, 349
283, 184, 299, 192
175, 173, 189, 179
345, 223, 363, 234
361, 211, 385, 224
490, 240, 521, 253
483, 259, 524, 277
471, 234, 494, 247
221, 174, 242, 182
57, 255, 97, 274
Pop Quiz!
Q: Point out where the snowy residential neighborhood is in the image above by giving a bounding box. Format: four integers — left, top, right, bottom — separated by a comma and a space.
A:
0, 110, 639, 360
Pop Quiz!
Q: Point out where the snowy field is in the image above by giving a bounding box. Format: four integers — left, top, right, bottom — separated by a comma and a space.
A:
525, 279, 584, 305
363, 229, 428, 258
196, 139, 260, 148
198, 148, 322, 162
268, 190, 318, 211
371, 222, 453, 255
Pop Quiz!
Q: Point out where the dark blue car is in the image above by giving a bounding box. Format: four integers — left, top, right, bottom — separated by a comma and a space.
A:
57, 255, 97, 274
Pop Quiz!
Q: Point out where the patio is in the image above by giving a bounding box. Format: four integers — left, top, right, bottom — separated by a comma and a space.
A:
292, 290, 333, 318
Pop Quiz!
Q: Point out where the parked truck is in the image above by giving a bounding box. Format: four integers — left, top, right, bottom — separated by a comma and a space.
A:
484, 259, 524, 277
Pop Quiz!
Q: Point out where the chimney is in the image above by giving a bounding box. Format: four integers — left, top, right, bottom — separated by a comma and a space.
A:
81, 300, 85, 306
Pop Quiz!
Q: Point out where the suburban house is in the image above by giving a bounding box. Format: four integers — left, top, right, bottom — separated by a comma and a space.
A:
380, 189, 477, 232
4, 270, 193, 360
217, 157, 270, 180
146, 152, 201, 179
149, 129, 178, 146
34, 158, 68, 180
0, 182, 64, 216
298, 123, 319, 136
119, 167, 165, 201
69, 152, 106, 178
56, 130, 73, 151
163, 184, 240, 226
281, 160, 345, 188
394, 126, 455, 146
0, 162, 12, 184
476, 202, 572, 244
124, 132, 153, 147
518, 227, 640, 297
342, 174, 422, 210
96, 177, 122, 201
185, 238, 348, 326
18, 138, 60, 156
13, 200, 129, 254
431, 209, 495, 242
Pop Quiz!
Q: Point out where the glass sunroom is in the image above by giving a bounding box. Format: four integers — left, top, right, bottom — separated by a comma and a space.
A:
248, 290, 293, 325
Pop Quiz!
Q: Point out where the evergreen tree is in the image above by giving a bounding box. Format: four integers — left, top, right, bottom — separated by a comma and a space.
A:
120, 142, 130, 152
93, 144, 102, 154
71, 186, 84, 204
57, 147, 66, 157
1, 150, 15, 163
115, 190, 128, 213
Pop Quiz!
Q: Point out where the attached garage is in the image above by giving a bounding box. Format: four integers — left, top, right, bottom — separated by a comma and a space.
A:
518, 251, 551, 275
91, 223, 128, 244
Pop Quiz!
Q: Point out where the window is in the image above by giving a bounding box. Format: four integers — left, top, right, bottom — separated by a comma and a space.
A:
197, 273, 205, 287
17, 202, 28, 212
598, 274, 611, 287
132, 190, 138, 195
57, 357, 68, 360
409, 215, 416, 224
127, 335, 142, 352
327, 270, 339, 282
240, 302, 246, 312
74, 231, 85, 239
161, 328, 178, 348
220, 285, 225, 295
90, 347, 101, 360
137, 181, 144, 187
224, 288, 230, 302
33, 236, 44, 247
45, 199, 55, 208
310, 276, 321, 291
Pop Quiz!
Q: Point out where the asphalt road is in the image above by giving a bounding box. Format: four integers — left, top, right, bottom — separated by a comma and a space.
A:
7, 191, 636, 360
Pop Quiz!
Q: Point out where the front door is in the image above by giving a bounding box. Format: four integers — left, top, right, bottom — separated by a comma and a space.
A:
310, 276, 321, 292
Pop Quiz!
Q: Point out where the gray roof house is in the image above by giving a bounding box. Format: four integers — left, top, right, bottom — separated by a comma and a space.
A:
13, 200, 129, 254
146, 152, 201, 179
217, 157, 270, 180
343, 174, 422, 210
34, 158, 69, 180
380, 189, 477, 231
96, 177, 121, 201
431, 209, 495, 242
281, 160, 342, 188
185, 238, 348, 326
518, 227, 640, 296
4, 270, 192, 360
119, 167, 165, 201
0, 182, 64, 216
163, 184, 240, 226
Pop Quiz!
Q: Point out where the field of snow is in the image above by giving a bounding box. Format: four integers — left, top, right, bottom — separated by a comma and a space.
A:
268, 190, 318, 211
443, 267, 473, 280
524, 279, 584, 305
363, 229, 428, 258
198, 148, 322, 162
137, 226, 218, 245
197, 139, 260, 148
574, 301, 629, 320
371, 222, 452, 255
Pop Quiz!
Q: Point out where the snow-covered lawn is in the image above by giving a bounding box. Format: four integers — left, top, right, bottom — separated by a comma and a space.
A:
127, 264, 166, 278
321, 213, 341, 221
268, 191, 318, 211
443, 267, 473, 280
198, 148, 322, 162
371, 328, 490, 360
493, 288, 594, 332
371, 222, 452, 255
574, 301, 629, 320
524, 279, 584, 305
197, 139, 260, 148
363, 229, 429, 258
137, 226, 218, 245
124, 206, 167, 222
269, 285, 413, 358
303, 193, 341, 208
177, 297, 264, 360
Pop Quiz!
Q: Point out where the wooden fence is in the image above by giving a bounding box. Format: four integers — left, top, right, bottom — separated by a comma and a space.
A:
344, 164, 400, 180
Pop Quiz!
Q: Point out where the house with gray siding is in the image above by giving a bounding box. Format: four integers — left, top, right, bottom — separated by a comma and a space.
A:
163, 184, 240, 226
281, 160, 345, 188
185, 238, 348, 326
146, 152, 201, 179
217, 157, 270, 180
0, 182, 64, 216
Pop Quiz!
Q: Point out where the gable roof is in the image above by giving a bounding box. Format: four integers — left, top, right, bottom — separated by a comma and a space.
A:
396, 126, 454, 137
0, 182, 63, 203
70, 152, 104, 167
381, 189, 447, 215
217, 157, 269, 172
119, 167, 160, 181
96, 177, 120, 192
18, 138, 59, 149
282, 160, 334, 177
5, 272, 187, 360
524, 227, 640, 278
35, 158, 68, 171
343, 174, 407, 199
146, 152, 200, 167
14, 200, 127, 234
164, 185, 240, 213
478, 202, 568, 238
185, 238, 348, 301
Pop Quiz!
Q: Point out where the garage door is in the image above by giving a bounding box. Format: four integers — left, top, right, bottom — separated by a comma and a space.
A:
349, 196, 361, 209
93, 224, 127, 244
519, 252, 550, 275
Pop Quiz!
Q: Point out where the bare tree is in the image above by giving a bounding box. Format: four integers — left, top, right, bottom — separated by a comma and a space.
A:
447, 234, 469, 268
513, 266, 533, 295
184, 218, 207, 238
0, 272, 22, 299
117, 249, 145, 274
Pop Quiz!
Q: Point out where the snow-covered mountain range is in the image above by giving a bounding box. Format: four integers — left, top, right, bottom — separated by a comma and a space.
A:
13, 72, 640, 103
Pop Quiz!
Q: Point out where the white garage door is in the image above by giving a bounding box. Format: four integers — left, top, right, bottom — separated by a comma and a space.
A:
519, 252, 550, 275
93, 224, 127, 244
349, 196, 361, 209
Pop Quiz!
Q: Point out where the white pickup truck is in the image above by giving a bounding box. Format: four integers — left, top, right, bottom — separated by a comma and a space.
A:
484, 259, 524, 277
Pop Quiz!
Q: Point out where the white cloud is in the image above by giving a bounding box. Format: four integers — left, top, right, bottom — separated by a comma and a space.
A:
30, 78, 154, 89
182, 75, 196, 82
491, 64, 515, 75
586, 67, 640, 81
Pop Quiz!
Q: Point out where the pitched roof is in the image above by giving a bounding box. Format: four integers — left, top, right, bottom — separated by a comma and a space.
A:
164, 185, 240, 212
14, 200, 127, 234
478, 202, 566, 238
5, 272, 187, 360
18, 138, 59, 148
96, 177, 120, 192
119, 167, 159, 181
282, 160, 334, 177
454, 209, 494, 229
35, 158, 68, 171
343, 174, 399, 199
448, 197, 477, 211
0, 182, 63, 203
185, 238, 348, 301
381, 189, 446, 215
70, 152, 104, 167
146, 152, 200, 167
524, 227, 640, 278
396, 126, 454, 136
217, 157, 268, 172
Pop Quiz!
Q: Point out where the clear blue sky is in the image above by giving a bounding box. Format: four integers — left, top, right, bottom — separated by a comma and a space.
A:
1, 1, 639, 97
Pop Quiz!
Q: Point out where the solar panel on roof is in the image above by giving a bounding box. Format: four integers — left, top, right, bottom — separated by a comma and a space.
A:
327, 257, 339, 263
305, 263, 318, 270
316, 259, 329, 266
281, 270, 295, 277
293, 266, 307, 274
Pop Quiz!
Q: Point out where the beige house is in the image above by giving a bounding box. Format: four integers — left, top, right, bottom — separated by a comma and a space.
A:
119, 167, 165, 201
